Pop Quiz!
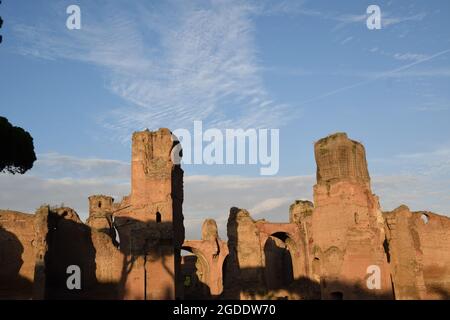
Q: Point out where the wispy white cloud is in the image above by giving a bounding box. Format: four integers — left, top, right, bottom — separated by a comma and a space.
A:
382, 12, 427, 27
393, 147, 450, 176
264, 65, 450, 80
413, 104, 450, 112
10, 0, 437, 139
184, 175, 314, 238
370, 145, 450, 214
296, 48, 450, 106
334, 13, 367, 24
259, 0, 427, 29
0, 174, 130, 219
372, 174, 450, 215
12, 0, 292, 142
340, 36, 354, 45
32, 153, 130, 181
333, 11, 427, 30
257, 0, 323, 17
393, 52, 429, 62
249, 196, 292, 216
385, 69, 450, 78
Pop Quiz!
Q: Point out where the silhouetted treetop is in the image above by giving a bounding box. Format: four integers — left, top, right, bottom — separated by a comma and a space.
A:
0, 116, 36, 174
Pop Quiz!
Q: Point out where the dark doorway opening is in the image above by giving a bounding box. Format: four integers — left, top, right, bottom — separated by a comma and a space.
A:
264, 233, 294, 290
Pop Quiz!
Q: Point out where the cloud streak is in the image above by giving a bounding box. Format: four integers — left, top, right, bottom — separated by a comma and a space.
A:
12, 0, 291, 142
261, 1, 428, 30
297, 48, 450, 106
33, 153, 130, 181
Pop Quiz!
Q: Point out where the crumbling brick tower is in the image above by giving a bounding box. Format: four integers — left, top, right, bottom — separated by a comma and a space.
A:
114, 128, 185, 300
87, 195, 116, 240
310, 133, 393, 299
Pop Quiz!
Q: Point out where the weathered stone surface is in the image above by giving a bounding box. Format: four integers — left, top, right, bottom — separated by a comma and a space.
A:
0, 210, 35, 299
202, 219, 219, 242
223, 208, 265, 299
1, 130, 449, 300
289, 200, 313, 224
44, 205, 123, 299
182, 219, 228, 298
87, 195, 116, 239
384, 205, 450, 299
114, 128, 185, 300
311, 133, 392, 299
223, 208, 313, 300
0, 205, 124, 300
315, 132, 370, 186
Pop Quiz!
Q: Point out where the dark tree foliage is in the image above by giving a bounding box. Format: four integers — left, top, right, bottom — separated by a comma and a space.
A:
0, 116, 37, 174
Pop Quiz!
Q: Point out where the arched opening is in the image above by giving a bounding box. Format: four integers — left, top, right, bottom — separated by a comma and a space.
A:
180, 248, 196, 298
264, 232, 294, 291
180, 247, 210, 299
156, 211, 162, 223
421, 213, 429, 224
98, 201, 102, 208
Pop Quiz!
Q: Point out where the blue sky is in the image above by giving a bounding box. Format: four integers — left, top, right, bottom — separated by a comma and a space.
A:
1, 0, 449, 239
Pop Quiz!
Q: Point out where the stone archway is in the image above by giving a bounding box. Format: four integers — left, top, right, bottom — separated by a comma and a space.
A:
264, 232, 294, 290
181, 246, 210, 299
255, 222, 309, 298
256, 222, 307, 280
182, 239, 228, 298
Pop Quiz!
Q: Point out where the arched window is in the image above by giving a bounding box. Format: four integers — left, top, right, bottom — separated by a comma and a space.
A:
421, 213, 429, 224
156, 211, 162, 223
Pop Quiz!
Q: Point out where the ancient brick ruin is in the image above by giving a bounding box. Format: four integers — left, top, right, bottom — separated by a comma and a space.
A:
1, 130, 449, 299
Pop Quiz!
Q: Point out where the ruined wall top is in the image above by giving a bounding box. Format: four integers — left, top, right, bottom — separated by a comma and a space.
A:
52, 207, 83, 223
88, 195, 114, 217
289, 200, 314, 224
201, 219, 219, 241
132, 128, 175, 177
314, 132, 370, 185
130, 128, 181, 208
